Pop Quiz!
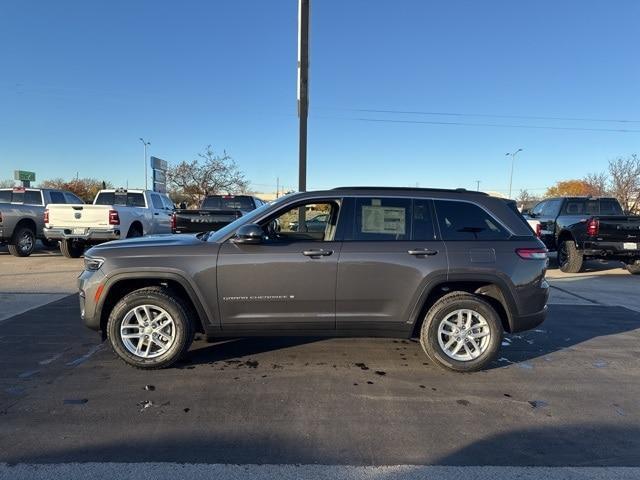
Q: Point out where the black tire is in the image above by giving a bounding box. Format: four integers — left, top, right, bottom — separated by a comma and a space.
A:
41, 238, 59, 250
627, 260, 640, 275
107, 286, 195, 369
557, 239, 583, 273
420, 292, 503, 372
7, 226, 36, 257
126, 224, 143, 238
60, 239, 85, 258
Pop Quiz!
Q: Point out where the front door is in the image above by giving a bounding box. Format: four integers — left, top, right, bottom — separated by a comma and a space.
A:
217, 199, 342, 330
336, 197, 448, 331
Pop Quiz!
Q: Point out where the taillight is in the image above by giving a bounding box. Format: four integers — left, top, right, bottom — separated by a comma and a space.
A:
516, 248, 548, 259
587, 218, 599, 237
535, 223, 542, 238
44, 209, 49, 224
170, 212, 176, 231
0, 211, 3, 224
108, 209, 120, 225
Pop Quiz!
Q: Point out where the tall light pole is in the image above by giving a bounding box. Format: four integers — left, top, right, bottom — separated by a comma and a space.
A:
139, 138, 151, 190
506, 148, 523, 198
297, 0, 309, 193
475, 180, 481, 191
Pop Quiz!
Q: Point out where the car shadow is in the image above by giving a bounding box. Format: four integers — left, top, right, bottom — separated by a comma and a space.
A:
546, 251, 627, 273
179, 336, 323, 367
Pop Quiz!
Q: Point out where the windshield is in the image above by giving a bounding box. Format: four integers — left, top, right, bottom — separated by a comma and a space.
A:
207, 196, 288, 242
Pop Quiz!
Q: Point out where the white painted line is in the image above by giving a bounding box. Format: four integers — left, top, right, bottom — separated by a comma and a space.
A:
0, 464, 639, 480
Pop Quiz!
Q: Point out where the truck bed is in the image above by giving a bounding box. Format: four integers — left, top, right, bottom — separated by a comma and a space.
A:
172, 209, 243, 234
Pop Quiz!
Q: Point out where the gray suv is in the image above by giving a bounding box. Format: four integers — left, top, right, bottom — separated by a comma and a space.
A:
78, 187, 549, 372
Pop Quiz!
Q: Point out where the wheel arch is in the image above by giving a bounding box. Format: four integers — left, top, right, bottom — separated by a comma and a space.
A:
96, 271, 215, 339
410, 274, 518, 335
12, 218, 37, 239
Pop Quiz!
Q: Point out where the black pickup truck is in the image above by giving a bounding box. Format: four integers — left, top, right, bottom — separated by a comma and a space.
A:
526, 196, 640, 274
171, 194, 266, 234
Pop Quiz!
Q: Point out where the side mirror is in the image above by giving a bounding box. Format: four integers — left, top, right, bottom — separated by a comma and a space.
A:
232, 223, 263, 244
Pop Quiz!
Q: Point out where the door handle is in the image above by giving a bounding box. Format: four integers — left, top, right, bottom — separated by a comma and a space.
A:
154, 212, 159, 216
408, 248, 438, 256
302, 249, 333, 257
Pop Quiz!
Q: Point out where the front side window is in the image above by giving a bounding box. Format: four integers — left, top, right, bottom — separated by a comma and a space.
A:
49, 191, 66, 204
263, 201, 339, 242
150, 194, 164, 209
435, 200, 509, 241
531, 201, 546, 216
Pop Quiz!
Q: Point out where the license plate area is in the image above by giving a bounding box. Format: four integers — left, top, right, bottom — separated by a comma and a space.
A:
623, 242, 638, 250
72, 228, 87, 235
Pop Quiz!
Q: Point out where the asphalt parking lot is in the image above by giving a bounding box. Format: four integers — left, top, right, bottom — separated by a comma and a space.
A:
1, 246, 639, 478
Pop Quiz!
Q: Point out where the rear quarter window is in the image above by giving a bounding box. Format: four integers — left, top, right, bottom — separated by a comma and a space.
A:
434, 200, 509, 241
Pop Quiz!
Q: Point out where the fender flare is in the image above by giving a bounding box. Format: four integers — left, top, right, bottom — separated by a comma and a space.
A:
407, 272, 519, 332
96, 268, 219, 333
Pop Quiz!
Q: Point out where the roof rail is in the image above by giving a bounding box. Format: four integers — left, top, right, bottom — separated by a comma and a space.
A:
331, 186, 488, 195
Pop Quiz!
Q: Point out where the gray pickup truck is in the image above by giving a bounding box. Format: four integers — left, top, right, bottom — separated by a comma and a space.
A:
0, 187, 84, 257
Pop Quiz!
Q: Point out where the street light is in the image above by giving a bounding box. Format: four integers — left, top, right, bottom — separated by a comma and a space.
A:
139, 138, 151, 190
505, 148, 523, 199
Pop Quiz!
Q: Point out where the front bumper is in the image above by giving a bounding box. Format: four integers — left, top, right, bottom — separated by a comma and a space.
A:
45, 227, 120, 242
78, 268, 106, 331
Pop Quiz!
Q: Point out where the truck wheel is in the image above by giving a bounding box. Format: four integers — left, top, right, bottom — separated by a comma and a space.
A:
126, 224, 143, 238
107, 287, 195, 369
558, 240, 583, 273
8, 226, 36, 257
60, 239, 85, 258
419, 292, 502, 372
41, 238, 59, 250
627, 260, 640, 275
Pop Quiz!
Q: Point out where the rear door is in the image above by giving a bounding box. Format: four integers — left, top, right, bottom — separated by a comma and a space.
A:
336, 196, 448, 331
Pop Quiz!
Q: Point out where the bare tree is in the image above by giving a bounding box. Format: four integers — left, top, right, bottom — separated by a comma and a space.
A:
0, 179, 15, 188
608, 155, 640, 213
583, 172, 609, 196
40, 177, 112, 203
167, 145, 249, 205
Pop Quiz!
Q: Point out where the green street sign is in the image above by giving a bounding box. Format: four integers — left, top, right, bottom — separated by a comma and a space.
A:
14, 170, 36, 182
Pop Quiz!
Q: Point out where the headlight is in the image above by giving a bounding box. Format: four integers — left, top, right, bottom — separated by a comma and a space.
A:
84, 256, 105, 271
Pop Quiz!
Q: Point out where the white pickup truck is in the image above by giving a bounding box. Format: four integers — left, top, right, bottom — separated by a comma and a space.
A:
44, 189, 174, 258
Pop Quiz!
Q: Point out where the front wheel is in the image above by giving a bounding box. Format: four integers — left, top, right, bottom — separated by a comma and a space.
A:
8, 226, 36, 257
420, 292, 502, 372
107, 287, 195, 369
60, 239, 85, 258
627, 260, 640, 275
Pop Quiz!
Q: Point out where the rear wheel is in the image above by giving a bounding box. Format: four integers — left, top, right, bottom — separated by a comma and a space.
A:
627, 260, 640, 275
107, 287, 195, 369
420, 292, 502, 372
557, 239, 583, 273
127, 224, 143, 238
60, 238, 85, 258
8, 226, 36, 257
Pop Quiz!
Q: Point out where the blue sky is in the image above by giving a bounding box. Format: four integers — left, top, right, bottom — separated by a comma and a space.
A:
1, 0, 638, 196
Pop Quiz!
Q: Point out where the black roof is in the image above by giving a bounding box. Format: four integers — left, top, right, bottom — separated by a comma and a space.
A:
331, 186, 488, 196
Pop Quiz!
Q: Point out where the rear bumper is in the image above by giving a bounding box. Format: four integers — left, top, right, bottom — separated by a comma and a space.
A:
511, 305, 547, 333
44, 227, 120, 242
582, 240, 640, 259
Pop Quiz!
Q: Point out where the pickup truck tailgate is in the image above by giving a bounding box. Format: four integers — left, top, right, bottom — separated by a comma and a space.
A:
174, 209, 242, 232
596, 215, 640, 242
46, 204, 113, 228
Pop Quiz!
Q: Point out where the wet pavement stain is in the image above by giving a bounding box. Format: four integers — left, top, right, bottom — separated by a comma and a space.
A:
456, 399, 470, 406
374, 371, 386, 376
63, 399, 88, 405
245, 360, 259, 368
528, 400, 549, 409
144, 385, 155, 391
355, 363, 369, 371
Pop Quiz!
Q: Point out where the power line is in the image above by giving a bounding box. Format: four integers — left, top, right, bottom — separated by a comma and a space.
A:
336, 107, 640, 124
353, 117, 640, 133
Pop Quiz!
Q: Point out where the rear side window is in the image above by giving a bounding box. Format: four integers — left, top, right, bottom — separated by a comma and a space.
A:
412, 199, 436, 240
542, 199, 562, 217
24, 191, 43, 205
49, 191, 66, 204
350, 197, 411, 241
435, 200, 509, 240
